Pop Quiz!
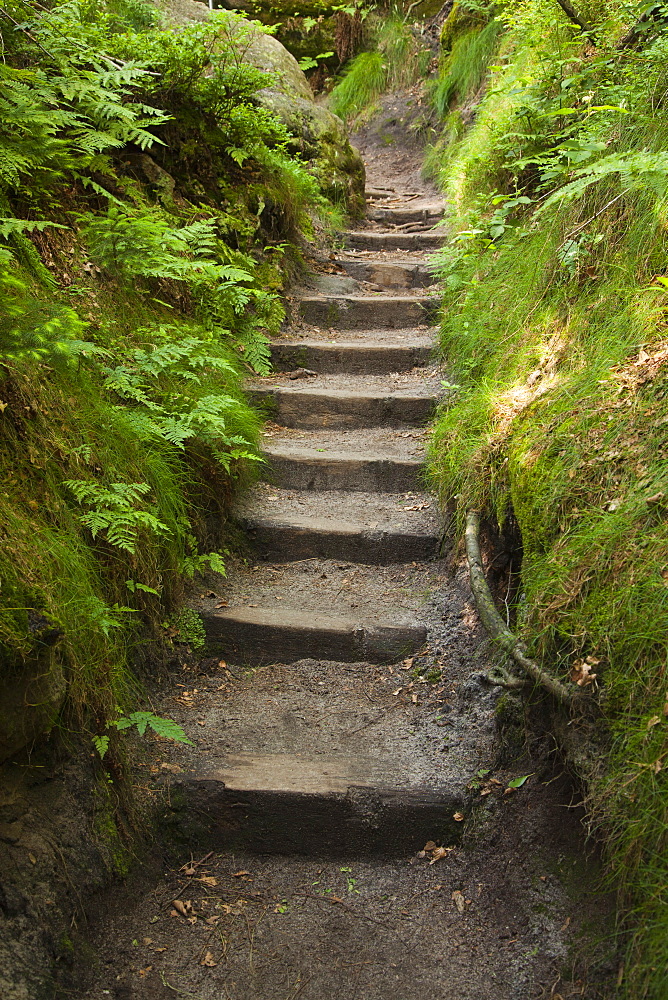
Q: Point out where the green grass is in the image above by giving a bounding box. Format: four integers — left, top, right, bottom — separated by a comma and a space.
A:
329, 15, 432, 122
427, 6, 668, 997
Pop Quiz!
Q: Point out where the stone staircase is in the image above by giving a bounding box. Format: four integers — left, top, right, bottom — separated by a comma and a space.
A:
165, 197, 481, 857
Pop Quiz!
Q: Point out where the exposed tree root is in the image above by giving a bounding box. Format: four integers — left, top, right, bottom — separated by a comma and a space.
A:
465, 510, 576, 707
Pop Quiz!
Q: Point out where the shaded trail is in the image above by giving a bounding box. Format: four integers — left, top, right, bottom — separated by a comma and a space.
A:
71, 102, 616, 1000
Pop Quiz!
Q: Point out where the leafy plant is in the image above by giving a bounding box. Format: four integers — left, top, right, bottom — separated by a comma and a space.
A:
93, 710, 193, 758
64, 480, 170, 553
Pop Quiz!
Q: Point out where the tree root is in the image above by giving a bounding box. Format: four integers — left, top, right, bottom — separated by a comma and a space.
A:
465, 510, 576, 707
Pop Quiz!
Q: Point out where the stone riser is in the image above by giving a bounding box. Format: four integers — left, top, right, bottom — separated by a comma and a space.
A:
270, 341, 433, 375
164, 777, 464, 857
240, 516, 441, 564
338, 258, 436, 288
345, 231, 445, 251
251, 387, 435, 429
201, 607, 426, 664
298, 295, 438, 330
263, 449, 423, 492
367, 206, 443, 226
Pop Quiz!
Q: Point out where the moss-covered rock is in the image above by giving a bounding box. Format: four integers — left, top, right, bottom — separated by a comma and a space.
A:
158, 0, 366, 215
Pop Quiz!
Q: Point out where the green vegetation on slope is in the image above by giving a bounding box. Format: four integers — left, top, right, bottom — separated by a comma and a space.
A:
329, 11, 433, 120
427, 3, 668, 996
0, 0, 335, 755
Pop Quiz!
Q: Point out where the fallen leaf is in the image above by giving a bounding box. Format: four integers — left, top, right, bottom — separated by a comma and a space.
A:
452, 890, 466, 913
201, 951, 217, 968
231, 870, 251, 877
402, 657, 414, 670
653, 759, 663, 775
197, 720, 206, 726
197, 876, 218, 887
218, 660, 227, 668
142, 937, 153, 945
647, 715, 662, 730
215, 601, 228, 608
205, 916, 220, 926
453, 812, 464, 822
561, 915, 571, 931
423, 841, 437, 851
429, 847, 451, 864
570, 659, 598, 687
172, 899, 192, 918
138, 966, 153, 977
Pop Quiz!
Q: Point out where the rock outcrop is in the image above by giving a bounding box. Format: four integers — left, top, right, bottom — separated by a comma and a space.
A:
158, 0, 366, 216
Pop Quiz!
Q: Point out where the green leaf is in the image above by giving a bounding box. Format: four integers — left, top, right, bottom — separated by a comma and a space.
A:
507, 774, 532, 788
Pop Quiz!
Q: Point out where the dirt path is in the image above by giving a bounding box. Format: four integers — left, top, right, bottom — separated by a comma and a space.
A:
68, 99, 617, 1000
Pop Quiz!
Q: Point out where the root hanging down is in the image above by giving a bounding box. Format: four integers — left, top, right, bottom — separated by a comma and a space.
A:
464, 510, 577, 707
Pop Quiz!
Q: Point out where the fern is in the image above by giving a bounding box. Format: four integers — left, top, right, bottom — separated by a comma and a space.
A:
110, 710, 193, 743
64, 480, 170, 553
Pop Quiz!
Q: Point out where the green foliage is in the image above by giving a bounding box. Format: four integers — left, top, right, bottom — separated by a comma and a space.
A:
64, 480, 170, 553
0, 250, 93, 362
164, 608, 207, 650
329, 15, 432, 121
93, 710, 193, 758
432, 18, 502, 115
427, 3, 668, 996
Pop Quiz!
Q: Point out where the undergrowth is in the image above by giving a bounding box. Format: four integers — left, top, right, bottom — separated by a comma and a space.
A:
427, 2, 668, 997
0, 0, 334, 742
329, 11, 432, 120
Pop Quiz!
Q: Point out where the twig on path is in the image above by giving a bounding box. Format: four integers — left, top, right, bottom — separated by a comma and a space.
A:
293, 890, 409, 946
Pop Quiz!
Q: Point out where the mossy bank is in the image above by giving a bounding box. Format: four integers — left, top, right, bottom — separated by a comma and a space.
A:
0, 0, 361, 993
426, 2, 668, 997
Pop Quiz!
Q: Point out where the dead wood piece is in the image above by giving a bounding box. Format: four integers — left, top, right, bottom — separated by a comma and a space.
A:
465, 510, 575, 706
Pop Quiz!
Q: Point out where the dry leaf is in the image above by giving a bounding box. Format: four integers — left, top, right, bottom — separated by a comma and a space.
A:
452, 890, 466, 913
402, 657, 414, 670
429, 847, 451, 864
154, 947, 168, 953
231, 870, 251, 877
453, 812, 464, 822
142, 937, 153, 945
172, 899, 192, 918
647, 715, 662, 730
201, 951, 217, 968
197, 876, 218, 887
653, 759, 663, 774
570, 658, 598, 687
423, 841, 436, 852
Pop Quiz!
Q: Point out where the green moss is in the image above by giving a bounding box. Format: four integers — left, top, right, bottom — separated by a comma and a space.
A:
428, 7, 668, 994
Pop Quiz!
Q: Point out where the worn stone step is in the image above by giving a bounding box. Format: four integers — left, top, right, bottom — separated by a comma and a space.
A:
168, 758, 462, 856
236, 486, 442, 563
240, 512, 440, 563
298, 293, 438, 329
264, 446, 422, 491
250, 371, 441, 429
367, 205, 443, 226
200, 605, 426, 665
161, 657, 482, 856
337, 256, 436, 288
262, 427, 425, 492
270, 335, 434, 374
344, 231, 445, 252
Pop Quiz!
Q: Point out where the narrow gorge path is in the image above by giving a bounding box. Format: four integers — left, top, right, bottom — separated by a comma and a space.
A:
73, 119, 615, 1000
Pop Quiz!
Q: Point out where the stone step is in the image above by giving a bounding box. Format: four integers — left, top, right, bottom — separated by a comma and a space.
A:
250, 371, 441, 429
270, 335, 434, 374
367, 205, 443, 226
264, 446, 422, 491
168, 757, 462, 856
200, 605, 427, 665
262, 427, 426, 492
298, 293, 438, 329
344, 231, 445, 252
337, 256, 436, 288
241, 512, 440, 563
161, 658, 479, 856
237, 487, 441, 562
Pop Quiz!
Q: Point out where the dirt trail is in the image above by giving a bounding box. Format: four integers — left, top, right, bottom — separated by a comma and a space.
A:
69, 95, 617, 1000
